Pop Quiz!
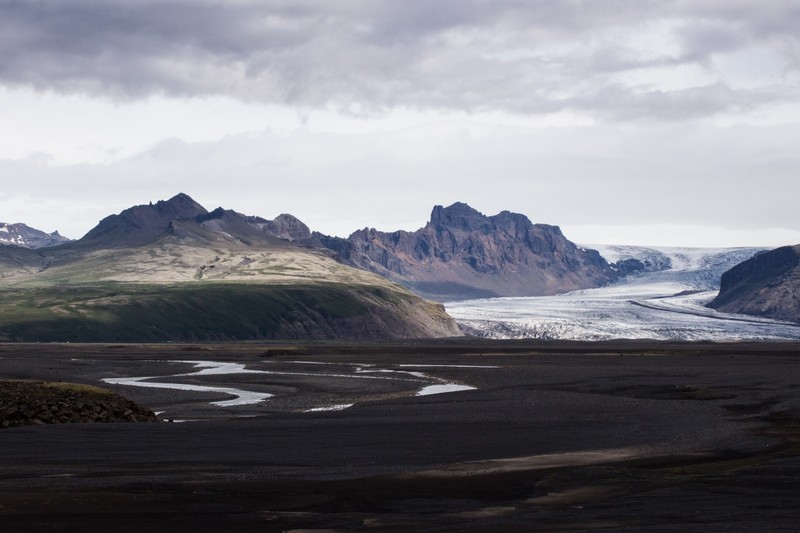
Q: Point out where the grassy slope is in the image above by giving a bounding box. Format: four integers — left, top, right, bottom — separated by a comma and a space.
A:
0, 247, 462, 343
0, 232, 462, 341
0, 282, 456, 342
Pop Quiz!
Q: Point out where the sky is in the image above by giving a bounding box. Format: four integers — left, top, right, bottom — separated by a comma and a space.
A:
1, 0, 799, 247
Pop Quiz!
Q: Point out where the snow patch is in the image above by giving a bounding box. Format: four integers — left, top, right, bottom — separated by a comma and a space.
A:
304, 404, 354, 412
174, 360, 263, 376
398, 364, 499, 369
417, 384, 476, 396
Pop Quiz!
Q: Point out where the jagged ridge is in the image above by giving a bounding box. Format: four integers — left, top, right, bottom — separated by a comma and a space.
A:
80, 193, 209, 247
314, 202, 615, 301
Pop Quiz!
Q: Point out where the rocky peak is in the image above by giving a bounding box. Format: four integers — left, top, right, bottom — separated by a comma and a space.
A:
0, 223, 71, 249
196, 207, 228, 223
246, 213, 312, 242
148, 193, 208, 220
318, 202, 615, 301
492, 210, 538, 236
429, 202, 490, 232
80, 193, 209, 247
264, 214, 311, 241
122, 193, 208, 223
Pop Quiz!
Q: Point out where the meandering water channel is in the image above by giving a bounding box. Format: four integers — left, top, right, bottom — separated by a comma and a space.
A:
104, 360, 493, 417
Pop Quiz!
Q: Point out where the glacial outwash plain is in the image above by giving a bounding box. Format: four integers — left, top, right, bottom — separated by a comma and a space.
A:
1, 196, 799, 531
1, 341, 799, 532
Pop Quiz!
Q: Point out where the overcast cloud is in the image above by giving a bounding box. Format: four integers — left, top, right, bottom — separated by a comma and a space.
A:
0, 0, 799, 246
2, 0, 798, 117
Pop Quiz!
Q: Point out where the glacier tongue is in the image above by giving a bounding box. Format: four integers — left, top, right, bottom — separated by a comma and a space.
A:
447, 245, 800, 341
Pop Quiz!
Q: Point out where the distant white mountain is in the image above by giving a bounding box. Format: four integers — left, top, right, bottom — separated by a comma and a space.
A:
447, 245, 800, 341
0, 222, 70, 249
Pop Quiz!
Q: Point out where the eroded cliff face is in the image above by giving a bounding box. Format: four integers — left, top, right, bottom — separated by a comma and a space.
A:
708, 245, 800, 323
316, 202, 615, 301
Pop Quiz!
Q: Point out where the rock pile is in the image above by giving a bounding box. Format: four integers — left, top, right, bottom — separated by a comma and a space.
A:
0, 380, 158, 428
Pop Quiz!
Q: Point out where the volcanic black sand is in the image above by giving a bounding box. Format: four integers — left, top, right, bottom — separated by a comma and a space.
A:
0, 340, 798, 532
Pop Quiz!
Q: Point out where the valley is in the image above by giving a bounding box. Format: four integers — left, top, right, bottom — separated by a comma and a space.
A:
1, 340, 799, 531
448, 246, 800, 340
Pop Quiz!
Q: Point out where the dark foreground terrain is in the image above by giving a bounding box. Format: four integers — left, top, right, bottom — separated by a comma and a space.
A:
0, 340, 798, 532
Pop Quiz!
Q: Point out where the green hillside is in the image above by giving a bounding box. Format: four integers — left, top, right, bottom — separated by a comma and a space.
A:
0, 282, 458, 342
0, 195, 462, 341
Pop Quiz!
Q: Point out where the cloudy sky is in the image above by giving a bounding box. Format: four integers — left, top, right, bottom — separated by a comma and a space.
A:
1, 0, 799, 247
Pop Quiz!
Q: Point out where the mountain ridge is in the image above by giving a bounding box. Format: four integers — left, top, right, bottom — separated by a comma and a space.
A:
79, 193, 209, 247
5, 193, 794, 339
0, 194, 462, 341
313, 202, 616, 301
4, 196, 633, 301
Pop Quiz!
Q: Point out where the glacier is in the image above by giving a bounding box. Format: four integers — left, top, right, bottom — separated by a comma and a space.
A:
446, 245, 800, 341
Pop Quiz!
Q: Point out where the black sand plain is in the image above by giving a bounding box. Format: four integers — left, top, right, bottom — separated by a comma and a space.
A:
1, 340, 799, 532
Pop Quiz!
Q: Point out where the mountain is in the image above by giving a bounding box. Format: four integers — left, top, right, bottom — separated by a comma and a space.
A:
0, 222, 70, 249
707, 244, 800, 324
0, 194, 461, 342
314, 202, 615, 301
79, 192, 209, 247
246, 213, 311, 242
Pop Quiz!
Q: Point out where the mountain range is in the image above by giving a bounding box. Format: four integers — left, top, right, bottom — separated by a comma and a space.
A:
0, 194, 459, 341
2, 195, 629, 301
2, 193, 798, 341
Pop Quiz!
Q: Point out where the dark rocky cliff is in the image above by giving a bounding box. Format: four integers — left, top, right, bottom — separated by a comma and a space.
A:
708, 245, 800, 323
315, 202, 615, 301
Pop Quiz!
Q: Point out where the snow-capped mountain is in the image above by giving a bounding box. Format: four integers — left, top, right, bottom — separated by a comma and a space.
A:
0, 223, 70, 249
590, 244, 767, 290
446, 245, 800, 341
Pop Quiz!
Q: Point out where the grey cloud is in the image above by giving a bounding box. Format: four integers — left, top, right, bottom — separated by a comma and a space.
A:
1, 0, 797, 118
4, 120, 800, 238
566, 83, 794, 122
